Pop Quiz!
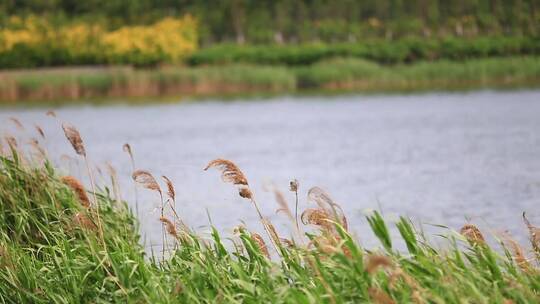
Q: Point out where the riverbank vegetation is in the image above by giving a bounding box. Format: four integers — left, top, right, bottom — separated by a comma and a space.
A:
1, 1, 539, 103
0, 56, 539, 104
1, 119, 540, 303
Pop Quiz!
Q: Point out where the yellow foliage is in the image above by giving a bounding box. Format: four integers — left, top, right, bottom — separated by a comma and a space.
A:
0, 15, 198, 64
103, 16, 197, 62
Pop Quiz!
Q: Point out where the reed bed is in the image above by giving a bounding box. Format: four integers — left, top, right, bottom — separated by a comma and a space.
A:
0, 117, 539, 303
0, 56, 539, 104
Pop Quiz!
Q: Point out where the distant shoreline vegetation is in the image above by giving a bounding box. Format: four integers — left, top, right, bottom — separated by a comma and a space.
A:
0, 10, 539, 104
0, 56, 539, 104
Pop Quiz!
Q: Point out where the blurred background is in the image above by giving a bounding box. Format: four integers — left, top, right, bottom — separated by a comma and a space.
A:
0, 1, 539, 248
0, 0, 538, 101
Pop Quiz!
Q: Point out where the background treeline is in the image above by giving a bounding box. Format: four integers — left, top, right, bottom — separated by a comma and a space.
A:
2, 0, 538, 44
0, 0, 538, 69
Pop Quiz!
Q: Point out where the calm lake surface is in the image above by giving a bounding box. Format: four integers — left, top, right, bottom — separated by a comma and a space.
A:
2, 90, 540, 249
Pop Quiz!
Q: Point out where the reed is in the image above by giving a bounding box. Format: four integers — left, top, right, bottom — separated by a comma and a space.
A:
1, 117, 540, 303
204, 158, 281, 254
132, 169, 166, 259
61, 122, 105, 246
123, 143, 139, 217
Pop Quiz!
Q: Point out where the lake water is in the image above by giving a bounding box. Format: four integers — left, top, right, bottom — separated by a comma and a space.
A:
2, 90, 540, 250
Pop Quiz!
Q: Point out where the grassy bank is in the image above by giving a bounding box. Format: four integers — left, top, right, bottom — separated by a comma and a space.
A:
1, 120, 540, 303
1, 56, 539, 104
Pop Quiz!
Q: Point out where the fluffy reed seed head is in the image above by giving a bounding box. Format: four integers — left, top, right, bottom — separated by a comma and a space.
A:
307, 186, 348, 229
301, 208, 333, 231
505, 237, 532, 272
250, 232, 270, 258
279, 238, 295, 248
366, 255, 394, 274
29, 138, 46, 158
523, 212, 540, 254
9, 117, 24, 130
61, 176, 91, 208
132, 170, 162, 195
62, 123, 86, 157
262, 218, 281, 247
5, 136, 18, 149
34, 125, 45, 139
160, 217, 178, 238
123, 143, 134, 160
272, 187, 294, 222
46, 110, 57, 117
204, 158, 253, 200
289, 179, 299, 192
460, 224, 485, 246
162, 176, 176, 202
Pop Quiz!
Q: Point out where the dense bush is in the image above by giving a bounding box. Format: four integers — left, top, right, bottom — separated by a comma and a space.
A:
188, 36, 540, 66
0, 15, 198, 68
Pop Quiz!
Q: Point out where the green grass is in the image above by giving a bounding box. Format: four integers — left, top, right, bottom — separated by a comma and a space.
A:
0, 56, 539, 104
295, 56, 540, 90
1, 135, 540, 303
187, 37, 540, 66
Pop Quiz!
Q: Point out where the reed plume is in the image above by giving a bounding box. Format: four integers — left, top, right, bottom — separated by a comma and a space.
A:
366, 255, 394, 274
9, 117, 24, 130
504, 236, 532, 272
105, 162, 122, 204
272, 187, 294, 222
162, 175, 181, 221
46, 110, 57, 117
262, 218, 281, 247
34, 125, 45, 139
204, 158, 280, 254
301, 208, 334, 231
123, 143, 134, 161
523, 212, 540, 259
307, 187, 347, 230
250, 232, 270, 258
290, 179, 300, 231
132, 170, 162, 195
123, 143, 139, 216
5, 136, 18, 150
132, 169, 166, 258
61, 122, 105, 250
29, 138, 47, 159
160, 217, 178, 238
61, 176, 91, 208
162, 176, 176, 202
204, 158, 252, 199
62, 123, 86, 157
460, 224, 485, 246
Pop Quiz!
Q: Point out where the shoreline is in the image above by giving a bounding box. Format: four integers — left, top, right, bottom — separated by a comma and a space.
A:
0, 56, 539, 106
